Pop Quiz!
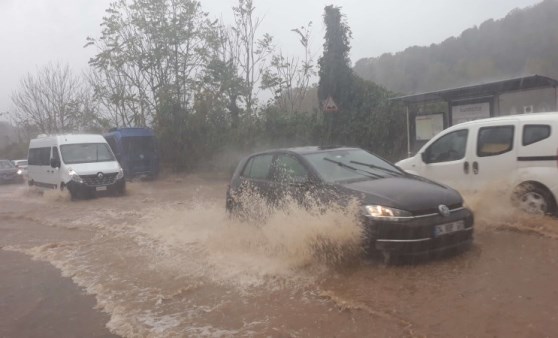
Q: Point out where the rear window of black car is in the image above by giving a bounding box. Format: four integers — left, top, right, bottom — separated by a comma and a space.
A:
242, 154, 273, 180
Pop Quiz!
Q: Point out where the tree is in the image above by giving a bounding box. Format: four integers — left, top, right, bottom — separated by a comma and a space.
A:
316, 5, 406, 158
11, 62, 102, 135
317, 5, 354, 144
261, 22, 315, 114
87, 0, 222, 170
87, 0, 218, 127
200, 22, 247, 129
317, 5, 353, 108
231, 0, 273, 114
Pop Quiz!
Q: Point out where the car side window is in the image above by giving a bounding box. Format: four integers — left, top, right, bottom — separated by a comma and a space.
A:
273, 154, 309, 183
523, 124, 550, 146
242, 154, 273, 180
29, 147, 52, 165
477, 125, 514, 157
28, 149, 39, 165
424, 129, 468, 163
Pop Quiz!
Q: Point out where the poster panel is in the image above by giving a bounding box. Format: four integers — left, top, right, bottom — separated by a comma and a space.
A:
416, 113, 444, 140
452, 102, 490, 125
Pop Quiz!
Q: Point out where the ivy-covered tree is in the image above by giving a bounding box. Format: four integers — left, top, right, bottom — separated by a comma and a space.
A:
317, 5, 406, 158
317, 5, 353, 109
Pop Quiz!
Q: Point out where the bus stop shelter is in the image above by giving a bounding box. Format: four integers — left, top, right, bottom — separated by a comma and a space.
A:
390, 75, 558, 156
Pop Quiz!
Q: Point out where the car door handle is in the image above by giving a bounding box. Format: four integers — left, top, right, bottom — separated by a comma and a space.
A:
472, 161, 479, 175
463, 161, 469, 174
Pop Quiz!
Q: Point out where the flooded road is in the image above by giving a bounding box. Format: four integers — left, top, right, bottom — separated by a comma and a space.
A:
1, 176, 558, 337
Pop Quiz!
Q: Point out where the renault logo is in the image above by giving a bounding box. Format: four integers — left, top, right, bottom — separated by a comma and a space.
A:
438, 204, 450, 217
97, 172, 104, 179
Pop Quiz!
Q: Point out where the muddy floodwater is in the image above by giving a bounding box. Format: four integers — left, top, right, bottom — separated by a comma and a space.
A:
1, 175, 558, 337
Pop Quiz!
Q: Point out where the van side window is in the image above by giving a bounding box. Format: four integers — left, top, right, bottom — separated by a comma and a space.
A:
477, 126, 514, 157
29, 147, 51, 165
424, 130, 468, 163
28, 148, 39, 165
523, 125, 550, 146
243, 154, 273, 180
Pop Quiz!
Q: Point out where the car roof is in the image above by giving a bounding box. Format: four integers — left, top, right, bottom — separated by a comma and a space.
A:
250, 146, 360, 156
30, 134, 107, 146
451, 112, 558, 128
105, 127, 154, 137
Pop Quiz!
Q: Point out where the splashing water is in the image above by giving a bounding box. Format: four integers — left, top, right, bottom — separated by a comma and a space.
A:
462, 182, 558, 239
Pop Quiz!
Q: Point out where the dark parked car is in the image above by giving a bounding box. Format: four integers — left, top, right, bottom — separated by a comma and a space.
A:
0, 159, 23, 184
226, 146, 474, 262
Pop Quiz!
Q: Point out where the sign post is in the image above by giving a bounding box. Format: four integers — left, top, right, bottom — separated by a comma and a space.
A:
322, 96, 339, 145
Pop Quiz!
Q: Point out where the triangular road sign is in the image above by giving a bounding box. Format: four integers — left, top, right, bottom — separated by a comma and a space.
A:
322, 96, 339, 113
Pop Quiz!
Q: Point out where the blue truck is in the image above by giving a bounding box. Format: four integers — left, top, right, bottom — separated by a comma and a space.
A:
104, 128, 160, 179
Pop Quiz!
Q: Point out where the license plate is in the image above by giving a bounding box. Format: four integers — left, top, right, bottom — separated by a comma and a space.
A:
434, 220, 465, 237
96, 186, 108, 191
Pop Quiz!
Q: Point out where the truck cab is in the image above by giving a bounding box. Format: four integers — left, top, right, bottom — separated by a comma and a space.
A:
104, 128, 160, 179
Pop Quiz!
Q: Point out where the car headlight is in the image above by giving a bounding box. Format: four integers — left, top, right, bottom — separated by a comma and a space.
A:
17, 169, 22, 175
363, 205, 412, 221
116, 167, 124, 180
68, 168, 83, 184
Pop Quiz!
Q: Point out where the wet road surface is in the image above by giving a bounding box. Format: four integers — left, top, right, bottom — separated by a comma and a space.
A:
1, 176, 558, 337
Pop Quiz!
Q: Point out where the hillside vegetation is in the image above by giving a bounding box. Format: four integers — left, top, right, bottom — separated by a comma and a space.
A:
354, 0, 558, 94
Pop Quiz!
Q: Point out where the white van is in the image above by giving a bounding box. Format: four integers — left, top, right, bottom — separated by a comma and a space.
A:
396, 113, 558, 215
28, 134, 125, 199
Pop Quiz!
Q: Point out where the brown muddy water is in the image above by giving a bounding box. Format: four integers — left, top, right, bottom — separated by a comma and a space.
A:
1, 175, 558, 337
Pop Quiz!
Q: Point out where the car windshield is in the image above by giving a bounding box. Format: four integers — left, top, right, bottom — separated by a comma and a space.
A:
0, 160, 15, 169
304, 149, 403, 183
60, 143, 115, 164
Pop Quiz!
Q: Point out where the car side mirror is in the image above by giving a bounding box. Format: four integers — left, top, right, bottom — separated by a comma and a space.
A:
50, 158, 60, 168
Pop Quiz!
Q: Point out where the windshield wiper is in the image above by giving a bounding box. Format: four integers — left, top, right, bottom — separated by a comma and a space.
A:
323, 157, 382, 179
349, 160, 405, 177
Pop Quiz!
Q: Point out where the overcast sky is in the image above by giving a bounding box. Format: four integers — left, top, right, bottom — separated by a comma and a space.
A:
0, 0, 542, 121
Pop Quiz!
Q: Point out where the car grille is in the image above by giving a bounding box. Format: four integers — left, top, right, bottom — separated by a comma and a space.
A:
81, 173, 117, 186
412, 203, 463, 217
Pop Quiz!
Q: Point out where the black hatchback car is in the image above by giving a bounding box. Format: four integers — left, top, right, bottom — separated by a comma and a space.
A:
226, 147, 474, 262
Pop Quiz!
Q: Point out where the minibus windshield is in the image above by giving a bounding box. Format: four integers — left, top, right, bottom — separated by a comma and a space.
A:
60, 143, 115, 164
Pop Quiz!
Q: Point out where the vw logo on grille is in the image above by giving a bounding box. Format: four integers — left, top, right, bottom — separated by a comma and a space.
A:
97, 172, 104, 179
438, 204, 450, 217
